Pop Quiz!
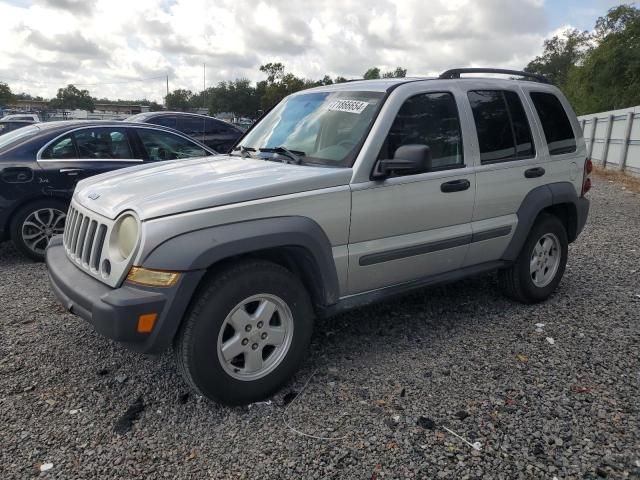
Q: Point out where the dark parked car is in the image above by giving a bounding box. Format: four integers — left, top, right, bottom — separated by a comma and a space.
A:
126, 112, 243, 153
0, 120, 215, 260
0, 119, 37, 135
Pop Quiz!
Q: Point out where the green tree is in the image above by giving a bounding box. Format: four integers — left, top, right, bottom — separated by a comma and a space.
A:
259, 63, 285, 83
564, 5, 640, 114
334, 76, 348, 84
257, 63, 307, 109
382, 67, 408, 78
364, 66, 407, 79
363, 67, 381, 79
524, 28, 590, 85
0, 82, 13, 106
49, 84, 95, 111
165, 89, 193, 111
207, 79, 260, 117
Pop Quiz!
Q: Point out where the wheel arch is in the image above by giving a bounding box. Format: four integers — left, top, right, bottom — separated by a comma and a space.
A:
141, 216, 341, 309
502, 182, 581, 262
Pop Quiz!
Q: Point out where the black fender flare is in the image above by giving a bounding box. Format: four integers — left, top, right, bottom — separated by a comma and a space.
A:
502, 182, 581, 262
142, 216, 340, 306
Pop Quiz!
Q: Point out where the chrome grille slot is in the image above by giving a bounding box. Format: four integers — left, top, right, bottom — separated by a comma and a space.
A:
82, 220, 97, 265
75, 217, 89, 258
71, 213, 83, 253
64, 207, 77, 246
91, 224, 107, 271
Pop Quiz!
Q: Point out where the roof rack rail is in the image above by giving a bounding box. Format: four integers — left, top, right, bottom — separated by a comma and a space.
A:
439, 68, 550, 84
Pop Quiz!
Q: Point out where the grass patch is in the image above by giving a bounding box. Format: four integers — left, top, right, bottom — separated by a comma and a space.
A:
593, 166, 640, 193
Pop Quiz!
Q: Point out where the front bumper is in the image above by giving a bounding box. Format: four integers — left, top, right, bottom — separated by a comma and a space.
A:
46, 236, 204, 353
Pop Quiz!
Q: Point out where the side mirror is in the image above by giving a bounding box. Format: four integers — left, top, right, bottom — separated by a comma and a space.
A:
372, 144, 432, 179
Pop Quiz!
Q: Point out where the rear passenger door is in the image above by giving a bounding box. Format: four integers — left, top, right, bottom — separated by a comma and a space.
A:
347, 90, 475, 294
463, 88, 545, 267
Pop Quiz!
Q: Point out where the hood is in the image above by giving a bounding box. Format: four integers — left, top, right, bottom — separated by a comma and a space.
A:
74, 155, 353, 220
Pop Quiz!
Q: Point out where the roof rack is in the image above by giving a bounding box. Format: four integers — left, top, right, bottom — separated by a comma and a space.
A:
439, 68, 550, 84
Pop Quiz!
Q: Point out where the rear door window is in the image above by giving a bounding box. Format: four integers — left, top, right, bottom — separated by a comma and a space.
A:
135, 128, 208, 161
529, 92, 576, 155
468, 90, 535, 164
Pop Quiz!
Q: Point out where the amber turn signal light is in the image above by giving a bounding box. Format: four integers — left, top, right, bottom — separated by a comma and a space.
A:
137, 313, 158, 333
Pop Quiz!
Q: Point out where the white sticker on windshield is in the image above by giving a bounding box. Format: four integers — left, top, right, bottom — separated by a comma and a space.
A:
328, 99, 369, 114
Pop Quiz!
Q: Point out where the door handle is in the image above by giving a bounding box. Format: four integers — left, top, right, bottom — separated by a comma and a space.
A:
59, 168, 83, 176
440, 179, 471, 193
524, 167, 545, 178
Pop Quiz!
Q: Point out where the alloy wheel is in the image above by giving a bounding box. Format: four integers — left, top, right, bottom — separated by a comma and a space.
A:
217, 294, 294, 381
21, 208, 66, 256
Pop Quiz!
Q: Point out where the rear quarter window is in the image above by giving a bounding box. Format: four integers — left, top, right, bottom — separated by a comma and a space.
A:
529, 92, 576, 155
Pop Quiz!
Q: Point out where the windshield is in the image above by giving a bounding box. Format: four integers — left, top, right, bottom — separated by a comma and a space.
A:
0, 124, 40, 151
237, 90, 385, 167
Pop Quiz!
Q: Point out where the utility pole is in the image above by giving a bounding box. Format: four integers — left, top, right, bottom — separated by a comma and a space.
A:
203, 63, 206, 111
165, 75, 169, 108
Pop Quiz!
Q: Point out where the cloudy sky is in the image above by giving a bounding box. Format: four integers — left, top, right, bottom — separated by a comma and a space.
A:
0, 0, 623, 102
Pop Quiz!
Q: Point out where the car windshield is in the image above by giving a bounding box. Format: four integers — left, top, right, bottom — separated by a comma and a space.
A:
0, 124, 40, 151
236, 90, 385, 167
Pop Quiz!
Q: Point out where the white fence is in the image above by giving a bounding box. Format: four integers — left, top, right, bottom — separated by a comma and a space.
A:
579, 106, 640, 175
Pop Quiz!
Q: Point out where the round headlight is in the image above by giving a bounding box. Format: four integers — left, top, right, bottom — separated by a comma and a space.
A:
113, 214, 139, 259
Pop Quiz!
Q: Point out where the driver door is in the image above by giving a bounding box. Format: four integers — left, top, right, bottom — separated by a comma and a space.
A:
347, 91, 476, 294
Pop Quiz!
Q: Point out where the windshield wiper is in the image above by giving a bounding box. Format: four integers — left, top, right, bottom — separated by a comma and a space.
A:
259, 146, 306, 165
232, 145, 256, 158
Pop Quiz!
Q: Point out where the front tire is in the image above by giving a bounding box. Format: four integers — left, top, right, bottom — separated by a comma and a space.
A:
175, 260, 314, 405
10, 199, 68, 261
498, 214, 568, 304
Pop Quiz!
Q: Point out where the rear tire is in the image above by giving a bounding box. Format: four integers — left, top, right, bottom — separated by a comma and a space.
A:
175, 259, 314, 405
10, 199, 68, 261
498, 214, 568, 304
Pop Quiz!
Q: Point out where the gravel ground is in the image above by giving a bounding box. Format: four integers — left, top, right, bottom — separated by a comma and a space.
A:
1, 179, 639, 480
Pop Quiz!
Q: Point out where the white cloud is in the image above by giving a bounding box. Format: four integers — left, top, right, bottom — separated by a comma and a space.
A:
0, 0, 571, 102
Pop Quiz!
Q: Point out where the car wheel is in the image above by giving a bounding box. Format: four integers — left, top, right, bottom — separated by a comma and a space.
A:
498, 213, 568, 304
175, 259, 314, 405
10, 199, 68, 261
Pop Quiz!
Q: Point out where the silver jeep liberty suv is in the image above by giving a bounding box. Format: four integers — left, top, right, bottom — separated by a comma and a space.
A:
47, 68, 591, 405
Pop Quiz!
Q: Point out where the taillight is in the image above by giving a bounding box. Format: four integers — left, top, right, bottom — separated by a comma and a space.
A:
581, 158, 592, 196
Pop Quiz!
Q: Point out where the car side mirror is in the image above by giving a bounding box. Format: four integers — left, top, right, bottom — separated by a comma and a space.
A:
372, 144, 432, 179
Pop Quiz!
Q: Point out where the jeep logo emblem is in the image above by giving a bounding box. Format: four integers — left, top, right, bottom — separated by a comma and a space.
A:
88, 192, 100, 200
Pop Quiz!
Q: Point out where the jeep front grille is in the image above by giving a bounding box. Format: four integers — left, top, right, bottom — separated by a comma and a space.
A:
64, 204, 108, 271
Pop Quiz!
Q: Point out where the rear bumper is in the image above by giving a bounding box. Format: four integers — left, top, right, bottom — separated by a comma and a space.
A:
574, 197, 590, 240
46, 236, 204, 353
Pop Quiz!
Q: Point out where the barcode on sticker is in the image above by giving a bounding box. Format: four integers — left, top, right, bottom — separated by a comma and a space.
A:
328, 100, 369, 114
